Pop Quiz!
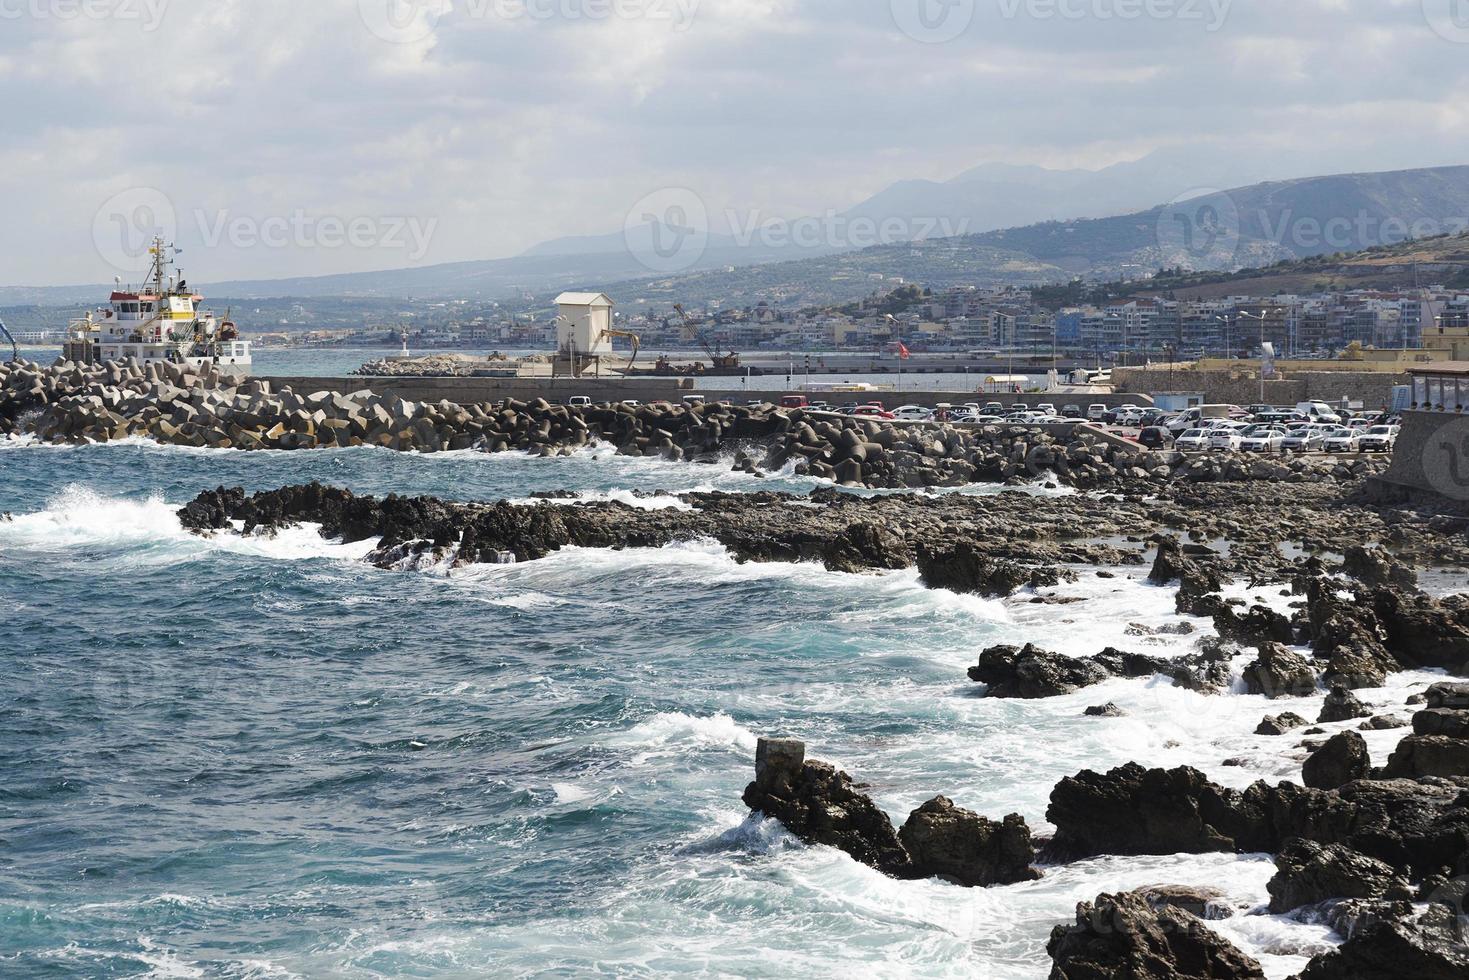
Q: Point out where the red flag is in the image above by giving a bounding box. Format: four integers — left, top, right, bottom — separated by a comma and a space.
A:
897, 342, 911, 360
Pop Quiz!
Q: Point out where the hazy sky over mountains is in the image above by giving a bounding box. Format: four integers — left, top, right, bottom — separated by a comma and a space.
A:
3, 0, 1469, 285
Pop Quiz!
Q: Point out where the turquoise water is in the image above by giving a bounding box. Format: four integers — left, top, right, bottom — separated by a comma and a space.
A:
0, 440, 1381, 977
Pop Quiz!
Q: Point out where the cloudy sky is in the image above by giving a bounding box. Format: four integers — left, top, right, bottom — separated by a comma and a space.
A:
3, 0, 1469, 286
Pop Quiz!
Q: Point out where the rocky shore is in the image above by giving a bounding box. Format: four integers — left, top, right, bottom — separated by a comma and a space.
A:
171, 475, 1469, 973
2, 356, 1389, 491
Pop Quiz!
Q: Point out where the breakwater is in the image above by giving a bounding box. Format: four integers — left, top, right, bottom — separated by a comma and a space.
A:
1, 358, 1365, 491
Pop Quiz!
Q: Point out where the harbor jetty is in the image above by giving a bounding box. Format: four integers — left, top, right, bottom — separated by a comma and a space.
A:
2, 357, 1377, 491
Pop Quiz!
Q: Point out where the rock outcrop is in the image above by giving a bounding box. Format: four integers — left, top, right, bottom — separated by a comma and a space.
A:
1302, 732, 1371, 789
1046, 891, 1266, 980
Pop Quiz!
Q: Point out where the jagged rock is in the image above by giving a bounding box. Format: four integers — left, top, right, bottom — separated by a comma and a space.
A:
1319, 687, 1373, 724
1046, 891, 1266, 980
969, 644, 1111, 699
897, 796, 1040, 887
741, 738, 910, 876
1215, 604, 1296, 646
1257, 712, 1310, 736
1342, 546, 1418, 591
1242, 643, 1318, 700
1383, 735, 1469, 779
916, 541, 1065, 596
1427, 682, 1469, 710
1294, 912, 1469, 979
1045, 764, 1241, 860
1085, 703, 1126, 718
1136, 885, 1234, 920
1266, 839, 1412, 913
1302, 732, 1371, 789
1411, 708, 1469, 739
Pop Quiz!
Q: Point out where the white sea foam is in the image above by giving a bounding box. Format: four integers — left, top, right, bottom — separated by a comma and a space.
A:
0, 485, 378, 564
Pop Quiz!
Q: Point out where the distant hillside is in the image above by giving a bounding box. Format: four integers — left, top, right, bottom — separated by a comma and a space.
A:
6, 163, 1468, 312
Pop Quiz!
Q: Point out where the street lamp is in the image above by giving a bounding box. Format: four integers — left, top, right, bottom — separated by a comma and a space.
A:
1236, 308, 1284, 403
1213, 314, 1231, 359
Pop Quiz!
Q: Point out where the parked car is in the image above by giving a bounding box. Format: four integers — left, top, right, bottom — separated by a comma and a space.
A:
567, 396, 592, 408
1209, 425, 1249, 451
1323, 427, 1362, 453
1062, 404, 1084, 418
1087, 404, 1108, 421
1281, 426, 1329, 452
983, 402, 1006, 415
1175, 428, 1212, 452
892, 405, 934, 421
1245, 404, 1275, 417
1295, 401, 1344, 424
1138, 426, 1175, 450
850, 405, 896, 420
1357, 425, 1400, 452
1102, 404, 1142, 424
1239, 425, 1289, 452
1036, 403, 1057, 416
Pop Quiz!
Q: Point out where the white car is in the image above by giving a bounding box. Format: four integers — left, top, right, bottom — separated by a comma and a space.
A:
1175, 429, 1211, 452
892, 405, 934, 421
1357, 425, 1400, 452
1208, 423, 1250, 450
1323, 428, 1362, 453
1239, 425, 1289, 452
1087, 404, 1108, 421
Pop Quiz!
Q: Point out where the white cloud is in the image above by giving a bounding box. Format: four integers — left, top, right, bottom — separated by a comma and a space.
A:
0, 0, 1466, 286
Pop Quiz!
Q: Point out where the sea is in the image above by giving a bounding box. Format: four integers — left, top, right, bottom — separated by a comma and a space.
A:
0, 351, 1437, 977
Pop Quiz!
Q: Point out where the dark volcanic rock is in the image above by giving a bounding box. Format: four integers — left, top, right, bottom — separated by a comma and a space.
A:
742, 738, 910, 876
916, 540, 1065, 597
1383, 735, 1469, 779
897, 796, 1040, 887
1214, 604, 1297, 646
1295, 913, 1469, 979
1046, 891, 1266, 980
1242, 643, 1318, 700
1085, 703, 1127, 718
1302, 732, 1371, 790
1045, 764, 1241, 860
1266, 838, 1412, 914
1257, 712, 1310, 736
1047, 763, 1469, 874
969, 644, 1111, 699
1136, 885, 1234, 921
1319, 686, 1373, 724
1411, 708, 1469, 739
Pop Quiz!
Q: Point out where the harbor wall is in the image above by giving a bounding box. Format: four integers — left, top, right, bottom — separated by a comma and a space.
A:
267, 375, 1151, 410
1113, 367, 1406, 409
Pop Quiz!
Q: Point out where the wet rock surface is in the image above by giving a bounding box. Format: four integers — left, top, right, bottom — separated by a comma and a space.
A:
1266, 838, 1412, 914
1046, 890, 1267, 980
740, 740, 1039, 887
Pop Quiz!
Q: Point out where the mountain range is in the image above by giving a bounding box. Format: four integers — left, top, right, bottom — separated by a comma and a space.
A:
4, 159, 1468, 310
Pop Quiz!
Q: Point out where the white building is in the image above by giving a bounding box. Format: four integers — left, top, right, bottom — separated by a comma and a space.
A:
554, 292, 615, 356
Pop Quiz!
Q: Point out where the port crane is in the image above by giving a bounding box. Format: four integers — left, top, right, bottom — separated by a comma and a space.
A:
673, 304, 740, 372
